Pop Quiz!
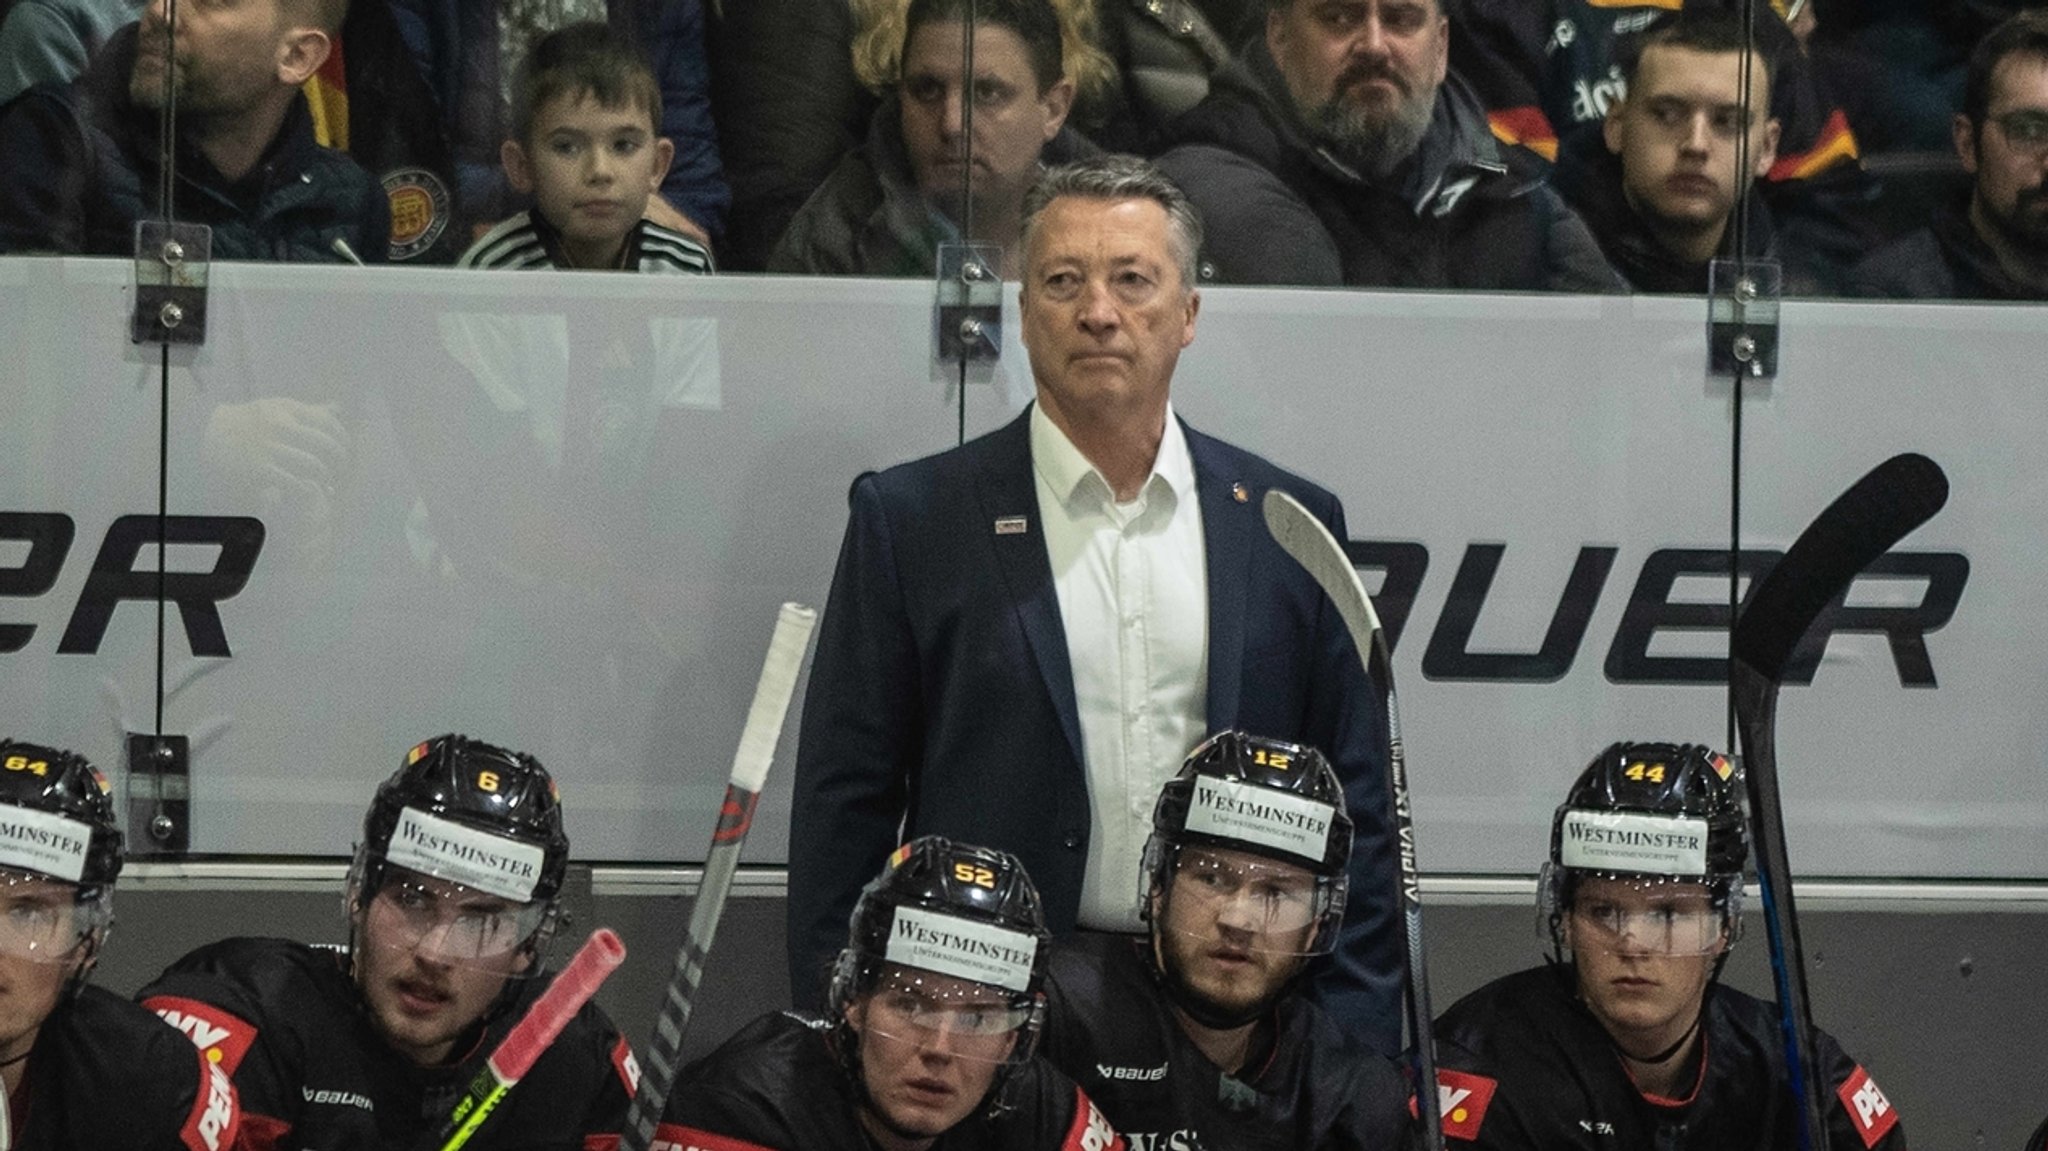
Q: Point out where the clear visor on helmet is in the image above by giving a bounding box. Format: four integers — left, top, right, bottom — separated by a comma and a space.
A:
1541, 866, 1738, 957
1158, 846, 1339, 957
857, 965, 1040, 1066
358, 866, 553, 972
0, 867, 107, 963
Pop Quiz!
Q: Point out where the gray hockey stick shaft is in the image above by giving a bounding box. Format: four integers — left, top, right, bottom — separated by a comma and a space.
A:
620, 603, 818, 1151
1262, 489, 1443, 1151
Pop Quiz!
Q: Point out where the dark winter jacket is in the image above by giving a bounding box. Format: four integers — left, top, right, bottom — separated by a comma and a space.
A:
1550, 125, 1791, 295
1847, 194, 2048, 301
0, 23, 388, 261
768, 96, 1100, 278
1155, 41, 1621, 291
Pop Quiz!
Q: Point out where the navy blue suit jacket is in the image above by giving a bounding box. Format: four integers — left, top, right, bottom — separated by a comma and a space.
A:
788, 407, 1402, 1053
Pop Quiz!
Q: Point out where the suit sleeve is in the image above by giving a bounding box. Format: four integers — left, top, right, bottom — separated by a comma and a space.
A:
786, 473, 923, 1010
1298, 490, 1406, 1058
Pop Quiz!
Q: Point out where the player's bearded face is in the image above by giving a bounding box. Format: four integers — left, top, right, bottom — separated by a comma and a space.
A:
354, 869, 535, 1065
1154, 847, 1316, 1020
847, 969, 1019, 1142
1566, 876, 1726, 1055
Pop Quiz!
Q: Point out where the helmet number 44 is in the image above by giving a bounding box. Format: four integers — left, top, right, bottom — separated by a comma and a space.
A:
1624, 762, 1666, 784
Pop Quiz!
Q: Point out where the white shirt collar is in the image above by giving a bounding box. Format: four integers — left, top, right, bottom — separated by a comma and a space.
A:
1030, 401, 1195, 511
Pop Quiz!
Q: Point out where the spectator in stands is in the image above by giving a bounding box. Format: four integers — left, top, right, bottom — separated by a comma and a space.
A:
1155, 0, 1619, 289
1849, 10, 2048, 299
1553, 11, 1795, 293
367, 0, 726, 256
771, 0, 1089, 277
0, 0, 387, 259
459, 22, 711, 272
0, 0, 142, 103
1451, 0, 1873, 287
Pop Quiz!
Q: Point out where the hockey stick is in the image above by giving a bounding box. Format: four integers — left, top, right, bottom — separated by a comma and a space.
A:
437, 927, 628, 1151
619, 602, 819, 1151
1729, 452, 1948, 1151
1262, 489, 1443, 1151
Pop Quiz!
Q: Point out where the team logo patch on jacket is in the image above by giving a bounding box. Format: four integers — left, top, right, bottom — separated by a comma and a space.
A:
147, 995, 259, 1076
1837, 1065, 1899, 1148
1432, 1069, 1498, 1141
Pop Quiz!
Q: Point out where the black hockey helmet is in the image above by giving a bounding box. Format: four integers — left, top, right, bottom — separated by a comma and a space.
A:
829, 836, 1050, 1099
1542, 741, 1748, 953
1142, 731, 1351, 948
0, 739, 123, 969
352, 734, 570, 911
0, 740, 124, 897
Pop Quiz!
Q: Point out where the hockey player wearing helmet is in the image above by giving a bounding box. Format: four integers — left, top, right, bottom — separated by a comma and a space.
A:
1430, 741, 1907, 1149
656, 836, 1126, 1151
139, 735, 637, 1150
1038, 731, 1411, 1150
0, 738, 243, 1150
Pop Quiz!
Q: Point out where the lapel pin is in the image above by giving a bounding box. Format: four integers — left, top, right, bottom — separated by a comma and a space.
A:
1232, 483, 1249, 504
994, 516, 1029, 535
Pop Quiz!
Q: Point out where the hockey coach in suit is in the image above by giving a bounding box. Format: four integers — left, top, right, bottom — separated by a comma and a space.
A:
789, 153, 1403, 1056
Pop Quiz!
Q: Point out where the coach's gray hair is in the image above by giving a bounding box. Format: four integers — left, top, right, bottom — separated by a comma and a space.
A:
1019, 155, 1204, 290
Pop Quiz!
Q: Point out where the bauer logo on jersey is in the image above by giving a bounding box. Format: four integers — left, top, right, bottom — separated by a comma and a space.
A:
1558, 810, 1708, 877
387, 807, 544, 902
0, 804, 92, 882
885, 906, 1038, 993
1186, 776, 1334, 864
1836, 1065, 1899, 1148
148, 995, 259, 1076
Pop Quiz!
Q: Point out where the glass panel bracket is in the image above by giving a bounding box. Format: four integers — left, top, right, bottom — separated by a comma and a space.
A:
935, 242, 1003, 364
125, 732, 190, 856
1707, 257, 1780, 381
131, 221, 211, 346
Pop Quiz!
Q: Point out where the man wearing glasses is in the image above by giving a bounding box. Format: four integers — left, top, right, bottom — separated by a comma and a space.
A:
1430, 742, 1908, 1149
140, 734, 637, 1149
0, 739, 243, 1149
656, 836, 1124, 1151
1852, 10, 2048, 300
1036, 731, 1411, 1150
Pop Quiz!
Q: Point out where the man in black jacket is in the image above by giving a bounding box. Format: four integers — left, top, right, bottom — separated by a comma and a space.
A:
1431, 742, 1907, 1150
1040, 732, 1412, 1151
1849, 10, 2048, 300
1155, 0, 1618, 290
0, 0, 385, 259
1552, 10, 1790, 294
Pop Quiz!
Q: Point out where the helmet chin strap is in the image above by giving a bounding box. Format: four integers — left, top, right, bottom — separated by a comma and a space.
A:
1610, 1001, 1705, 1067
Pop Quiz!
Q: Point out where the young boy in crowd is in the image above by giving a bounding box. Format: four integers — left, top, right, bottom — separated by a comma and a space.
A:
460, 22, 713, 273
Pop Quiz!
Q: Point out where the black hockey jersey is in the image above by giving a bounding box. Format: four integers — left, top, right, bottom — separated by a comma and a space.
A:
1431, 965, 1906, 1150
655, 1010, 1126, 1151
9, 984, 241, 1151
1041, 934, 1412, 1151
138, 936, 636, 1151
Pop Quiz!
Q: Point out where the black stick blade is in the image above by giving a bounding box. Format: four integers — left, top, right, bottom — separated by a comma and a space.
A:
1732, 453, 1949, 682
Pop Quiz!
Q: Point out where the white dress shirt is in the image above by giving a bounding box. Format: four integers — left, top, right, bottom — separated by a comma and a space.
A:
1031, 402, 1210, 931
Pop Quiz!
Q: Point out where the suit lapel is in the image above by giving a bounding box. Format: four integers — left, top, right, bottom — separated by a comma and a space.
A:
1188, 421, 1251, 728
975, 410, 1085, 768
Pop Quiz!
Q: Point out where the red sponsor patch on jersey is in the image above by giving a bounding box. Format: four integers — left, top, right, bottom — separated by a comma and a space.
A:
611, 1033, 642, 1095
178, 1049, 241, 1151
648, 1124, 778, 1151
1061, 1086, 1126, 1151
1837, 1065, 1900, 1148
146, 995, 259, 1076
1433, 1069, 1499, 1142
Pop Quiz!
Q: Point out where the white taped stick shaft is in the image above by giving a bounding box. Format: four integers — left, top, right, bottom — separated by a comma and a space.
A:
728, 603, 818, 793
